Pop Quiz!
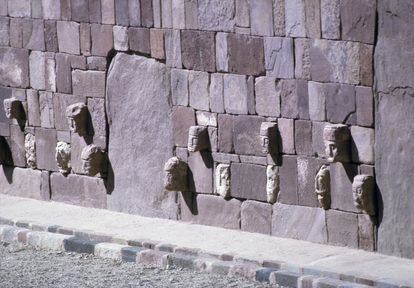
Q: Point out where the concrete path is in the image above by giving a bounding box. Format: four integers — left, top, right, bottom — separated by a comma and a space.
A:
1, 194, 413, 286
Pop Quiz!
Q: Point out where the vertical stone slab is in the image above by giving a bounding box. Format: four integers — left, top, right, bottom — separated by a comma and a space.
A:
106, 54, 177, 219
35, 128, 58, 171
241, 201, 272, 235
10, 125, 26, 167
0, 48, 29, 88
197, 0, 235, 32
250, 0, 273, 36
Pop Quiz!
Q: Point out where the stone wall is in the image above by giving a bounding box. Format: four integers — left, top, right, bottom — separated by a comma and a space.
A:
0, 0, 410, 258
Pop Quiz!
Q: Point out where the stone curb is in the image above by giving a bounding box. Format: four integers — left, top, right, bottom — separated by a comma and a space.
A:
0, 218, 411, 288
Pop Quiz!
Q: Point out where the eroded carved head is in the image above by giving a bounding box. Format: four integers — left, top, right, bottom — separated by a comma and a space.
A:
66, 103, 88, 136
266, 165, 279, 204
323, 124, 350, 163
164, 157, 188, 191
260, 122, 278, 155
25, 133, 36, 169
4, 97, 23, 120
188, 126, 209, 152
315, 164, 331, 210
352, 175, 375, 215
56, 142, 71, 175
81, 144, 106, 177
215, 163, 231, 198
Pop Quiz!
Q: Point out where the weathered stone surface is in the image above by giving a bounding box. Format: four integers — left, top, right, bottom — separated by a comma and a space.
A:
10, 125, 25, 167
196, 111, 217, 127
294, 38, 311, 80
235, 0, 249, 28
312, 121, 327, 158
273, 0, 285, 36
22, 19, 45, 51
227, 34, 264, 76
351, 126, 374, 165
184, 0, 197, 29
355, 86, 373, 128
297, 157, 323, 207
161, 0, 172, 28
0, 18, 9, 47
170, 69, 188, 106
165, 29, 181, 68
150, 29, 164, 59
55, 141, 71, 174
280, 79, 308, 119
91, 24, 113, 56
87, 98, 106, 147
50, 173, 107, 209
231, 163, 267, 201
264, 37, 294, 78
113, 26, 128, 51
215, 33, 228, 72
352, 174, 375, 216
81, 144, 107, 177
181, 30, 215, 72
80, 23, 91, 55
359, 43, 373, 87
277, 118, 295, 154
24, 133, 36, 169
210, 74, 224, 113
128, 27, 150, 54
0, 0, 7, 16
278, 155, 298, 204
217, 114, 233, 153
181, 194, 241, 230
101, 0, 115, 24
106, 54, 177, 218
187, 126, 209, 152
188, 71, 209, 111
255, 77, 279, 117
171, 0, 185, 29
44, 53, 56, 92
188, 151, 213, 194
326, 210, 358, 248
41, 0, 60, 19
215, 163, 230, 198
35, 128, 58, 171
71, 0, 89, 22
89, 0, 102, 23
305, 0, 321, 38
250, 0, 273, 36
60, 0, 71, 20
8, 0, 31, 17
9, 18, 23, 48
164, 156, 187, 192
29, 51, 45, 90
330, 162, 358, 213
140, 0, 154, 27
223, 74, 251, 115
70, 133, 88, 174
233, 115, 266, 156
323, 124, 351, 163
0, 48, 29, 88
197, 0, 235, 32
266, 165, 278, 203
241, 200, 272, 235
72, 70, 105, 98
321, 0, 340, 39
39, 91, 54, 128
358, 214, 375, 251
295, 120, 312, 156
27, 90, 40, 127
57, 21, 80, 55
315, 164, 331, 210
272, 203, 327, 244
308, 81, 326, 121
325, 83, 356, 124
285, 0, 306, 37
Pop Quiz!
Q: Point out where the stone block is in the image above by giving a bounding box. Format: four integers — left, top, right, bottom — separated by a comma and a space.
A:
50, 173, 107, 209
196, 111, 217, 127
56, 53, 72, 94
101, 0, 115, 24
330, 162, 358, 213
273, 0, 285, 36
22, 19, 45, 51
45, 21, 58, 52
39, 91, 54, 128
70, 133, 87, 174
280, 80, 308, 120
272, 203, 327, 244
340, 0, 376, 44
358, 214, 375, 251
27, 90, 40, 127
356, 87, 373, 127
0, 0, 7, 16
188, 151, 213, 194
231, 163, 267, 201
71, 0, 89, 22
312, 121, 327, 158
128, 0, 141, 26
172, 106, 195, 147
35, 128, 58, 171
208, 74, 224, 113
89, 0, 102, 23
53, 93, 85, 131
171, 0, 185, 29
359, 43, 373, 87
188, 71, 209, 111
165, 29, 181, 68
181, 30, 215, 72
241, 200, 272, 235
217, 114, 234, 153
113, 26, 128, 51
250, 0, 273, 36
197, 0, 235, 32
91, 24, 113, 56
211, 152, 240, 164
57, 21, 80, 55
87, 57, 107, 71
294, 38, 311, 80
43, 53, 57, 91
72, 70, 105, 98
227, 34, 264, 76
140, 0, 154, 27
223, 74, 251, 115
216, 32, 228, 72
351, 126, 375, 165
8, 0, 31, 17
308, 81, 326, 121
41, 0, 60, 19
9, 18, 23, 48
285, 0, 306, 37
321, 0, 340, 39
233, 115, 266, 156
277, 118, 294, 154
161, 0, 172, 28
70, 55, 86, 70
0, 48, 29, 88
9, 125, 25, 167
29, 51, 46, 90
235, 0, 249, 28
60, 0, 71, 20
305, 0, 321, 38
325, 83, 356, 124
184, 0, 197, 29
295, 120, 312, 156
269, 271, 301, 287
0, 18, 9, 47
171, 69, 188, 106
326, 210, 358, 248
128, 27, 150, 54
278, 155, 298, 204
297, 157, 324, 207
80, 23, 91, 56
150, 28, 165, 60
264, 37, 294, 78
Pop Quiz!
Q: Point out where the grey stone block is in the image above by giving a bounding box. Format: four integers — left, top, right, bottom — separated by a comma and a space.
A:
9, 18, 23, 48
239, 155, 267, 166
165, 29, 181, 68
223, 74, 250, 115
70, 55, 86, 70
285, 0, 306, 37
56, 53, 72, 94
231, 163, 267, 201
326, 209, 358, 248
71, 0, 89, 22
305, 0, 321, 38
70, 133, 88, 175
140, 0, 154, 27
101, 0, 115, 24
278, 155, 298, 204
181, 30, 215, 72
172, 106, 195, 147
308, 81, 326, 121
295, 120, 312, 156
188, 71, 209, 111
197, 0, 235, 32
72, 70, 105, 98
325, 83, 356, 124
39, 91, 54, 128
217, 114, 234, 153
42, 0, 60, 19
188, 151, 213, 194
171, 69, 188, 106
171, 0, 185, 29
0, 86, 12, 124
210, 74, 224, 113
359, 43, 373, 87
272, 203, 327, 244
294, 38, 311, 80
250, 0, 273, 36
280, 80, 308, 119
80, 23, 91, 56
29, 51, 46, 90
321, 0, 340, 39
355, 87, 373, 128
0, 48, 29, 88
358, 214, 375, 251
312, 121, 328, 158
113, 26, 128, 51
196, 111, 217, 127
27, 90, 40, 127
22, 19, 45, 51
45, 20, 58, 52
152, 0, 162, 28
87, 98, 106, 148
10, 125, 25, 167
30, 0, 42, 18
233, 115, 266, 156
87, 56, 106, 71
184, 0, 197, 29
235, 0, 249, 28
60, 0, 71, 20
330, 162, 358, 213
89, 0, 102, 23
8, 0, 31, 17
227, 34, 264, 76
351, 126, 374, 165
128, 27, 150, 54
297, 157, 324, 207
35, 128, 58, 171
216, 33, 228, 72
150, 28, 164, 60
264, 37, 294, 79
50, 173, 107, 209
241, 200, 272, 235
0, 18, 9, 47
91, 24, 113, 56
273, 0, 285, 36
277, 118, 295, 154
211, 152, 240, 164
161, 0, 172, 28
57, 21, 80, 55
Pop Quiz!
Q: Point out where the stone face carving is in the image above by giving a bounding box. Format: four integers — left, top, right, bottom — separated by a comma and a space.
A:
266, 165, 279, 204
260, 122, 278, 154
81, 144, 106, 177
24, 133, 36, 169
323, 124, 350, 163
353, 175, 375, 215
164, 157, 188, 191
66, 103, 88, 136
188, 125, 209, 152
215, 163, 231, 198
56, 142, 71, 175
315, 164, 331, 210
4, 97, 23, 120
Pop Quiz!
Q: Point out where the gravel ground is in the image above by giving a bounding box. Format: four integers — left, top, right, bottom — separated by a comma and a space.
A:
0, 242, 276, 288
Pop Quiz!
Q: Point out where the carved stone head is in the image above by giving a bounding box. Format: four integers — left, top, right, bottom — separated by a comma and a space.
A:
215, 163, 231, 198
266, 165, 279, 204
66, 103, 88, 136
56, 142, 71, 175
315, 164, 331, 210
25, 133, 36, 169
260, 122, 278, 155
4, 97, 23, 120
352, 175, 375, 215
81, 144, 106, 177
188, 126, 209, 152
323, 124, 350, 163
164, 157, 188, 191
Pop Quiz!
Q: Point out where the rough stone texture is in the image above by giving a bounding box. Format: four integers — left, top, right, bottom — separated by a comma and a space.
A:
101, 0, 115, 24
215, 33, 228, 72
171, 69, 188, 106
0, 18, 9, 47
217, 114, 233, 153
330, 162, 358, 213
285, 0, 306, 37
280, 80, 308, 120
250, 0, 273, 36
91, 24, 113, 57
184, 0, 197, 29
128, 27, 150, 54
223, 74, 251, 115
71, 0, 89, 22
60, 0, 71, 20
171, 0, 185, 29
272, 203, 327, 244
188, 71, 209, 111
80, 23, 91, 56
294, 38, 310, 80
294, 120, 312, 156
188, 151, 213, 194
197, 0, 235, 32
356, 86, 374, 127
165, 29, 182, 68
227, 34, 264, 76
113, 26, 128, 51
72, 70, 105, 98
231, 163, 267, 202
305, 0, 321, 38
264, 37, 294, 78
358, 214, 375, 251
140, 0, 154, 28
235, 0, 249, 28
255, 77, 280, 117
87, 98, 106, 148
50, 173, 107, 209
29, 51, 46, 90
196, 111, 217, 127
150, 29, 165, 60
7, 0, 31, 18
89, 0, 102, 23
56, 21, 80, 55
171, 106, 195, 147
27, 90, 41, 127
241, 200, 272, 235
321, 0, 340, 39
22, 19, 45, 51
351, 126, 374, 165
210, 74, 224, 113
181, 30, 215, 72
233, 115, 266, 156
161, 0, 172, 28
359, 43, 374, 87
0, 48, 29, 88
42, 0, 60, 19
308, 81, 326, 121
325, 83, 356, 124
56, 54, 72, 94
326, 210, 358, 248
106, 54, 178, 219
278, 155, 298, 205
39, 91, 54, 128
35, 128, 58, 171
297, 157, 323, 207
277, 118, 295, 154
10, 125, 26, 167
312, 121, 327, 158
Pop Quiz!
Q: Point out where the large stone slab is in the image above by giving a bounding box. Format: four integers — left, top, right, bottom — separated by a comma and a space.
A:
197, 0, 235, 32
231, 163, 267, 202
326, 210, 358, 248
181, 30, 215, 72
106, 54, 178, 219
241, 200, 272, 235
0, 48, 29, 88
232, 115, 266, 156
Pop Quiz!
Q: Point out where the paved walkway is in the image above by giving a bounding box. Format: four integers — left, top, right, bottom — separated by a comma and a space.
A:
1, 194, 413, 286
